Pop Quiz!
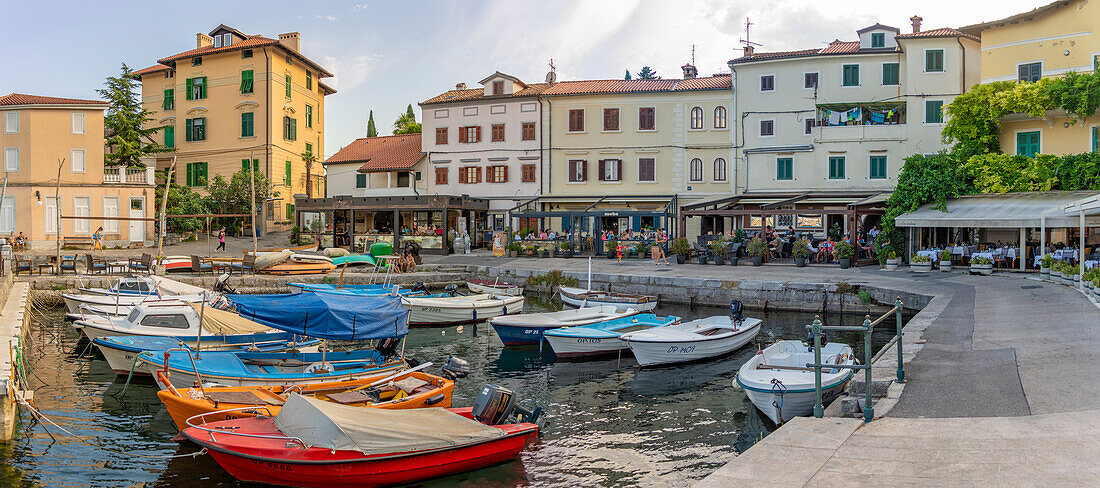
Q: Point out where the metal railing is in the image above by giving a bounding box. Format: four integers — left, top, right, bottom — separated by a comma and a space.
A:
806, 297, 904, 423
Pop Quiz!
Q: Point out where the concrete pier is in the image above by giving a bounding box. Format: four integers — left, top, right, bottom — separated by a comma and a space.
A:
0, 278, 29, 441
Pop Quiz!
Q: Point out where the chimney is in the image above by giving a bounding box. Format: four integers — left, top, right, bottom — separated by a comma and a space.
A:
743, 45, 755, 57
196, 33, 212, 49
682, 63, 698, 79
278, 32, 300, 52
456, 83, 467, 90
910, 15, 923, 34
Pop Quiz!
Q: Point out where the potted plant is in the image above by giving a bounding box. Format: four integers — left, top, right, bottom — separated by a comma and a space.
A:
560, 241, 574, 259
1052, 261, 1064, 282
792, 238, 811, 267
747, 237, 767, 266
711, 237, 729, 266
507, 242, 521, 258
605, 240, 617, 260
1040, 254, 1052, 280
836, 241, 855, 269
939, 249, 952, 272
910, 253, 933, 272
634, 243, 647, 259
970, 256, 994, 275
524, 245, 537, 257
885, 251, 899, 271
672, 237, 690, 265
1093, 277, 1100, 299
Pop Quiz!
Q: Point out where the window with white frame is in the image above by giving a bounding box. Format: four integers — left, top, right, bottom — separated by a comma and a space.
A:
73, 197, 90, 233
44, 197, 57, 234
804, 72, 819, 89
3, 147, 17, 171
713, 158, 727, 182
3, 111, 17, 134
0, 197, 13, 233
689, 158, 703, 182
71, 112, 86, 134
760, 75, 775, 91
103, 196, 119, 233
760, 120, 775, 137
714, 106, 727, 128
71, 149, 86, 173
690, 107, 703, 129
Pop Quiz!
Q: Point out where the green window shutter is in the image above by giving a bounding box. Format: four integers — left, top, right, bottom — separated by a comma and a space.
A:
1017, 131, 1040, 157
285, 161, 291, 186
163, 89, 174, 110
843, 65, 859, 86
925, 101, 943, 124
306, 105, 313, 128
185, 163, 191, 186
305, 143, 312, 155
199, 162, 207, 186
926, 50, 944, 72
356, 173, 366, 188
286, 204, 295, 220
164, 126, 174, 148
185, 78, 193, 100
200, 77, 208, 99
241, 70, 254, 94
241, 112, 254, 137
291, 119, 297, 140
829, 157, 845, 179
184, 118, 193, 142
1092, 127, 1099, 153
870, 156, 887, 179
242, 159, 250, 171
871, 32, 884, 48
306, 71, 312, 90
882, 63, 899, 85
776, 158, 793, 180
196, 117, 206, 140
285, 74, 292, 98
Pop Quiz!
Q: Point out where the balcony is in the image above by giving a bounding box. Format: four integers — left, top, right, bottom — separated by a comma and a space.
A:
817, 124, 907, 143
104, 166, 155, 185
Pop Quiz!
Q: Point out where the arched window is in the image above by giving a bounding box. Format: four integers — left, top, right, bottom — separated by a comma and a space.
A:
714, 106, 727, 129
690, 106, 704, 129
713, 158, 727, 182
689, 158, 703, 182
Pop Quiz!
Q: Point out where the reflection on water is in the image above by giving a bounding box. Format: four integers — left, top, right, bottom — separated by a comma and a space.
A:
6, 295, 907, 488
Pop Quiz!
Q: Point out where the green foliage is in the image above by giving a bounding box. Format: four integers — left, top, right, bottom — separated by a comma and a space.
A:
746, 237, 767, 257
858, 290, 872, 304
939, 249, 951, 261
206, 169, 273, 233
558, 241, 572, 251
366, 110, 378, 137
971, 256, 994, 265
624, 70, 632, 80
155, 169, 209, 233
731, 228, 746, 243
711, 236, 729, 256
637, 66, 658, 79
1042, 254, 1053, 268
526, 270, 581, 288
792, 238, 811, 258
881, 153, 975, 253
99, 63, 170, 167
911, 254, 932, 263
835, 241, 855, 259
1044, 71, 1100, 121
671, 237, 691, 256
393, 104, 421, 134
506, 242, 522, 252
605, 240, 617, 252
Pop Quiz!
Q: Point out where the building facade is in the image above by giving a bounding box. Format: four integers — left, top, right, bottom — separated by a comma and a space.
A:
134, 24, 335, 231
962, 0, 1100, 156
0, 94, 154, 249
419, 72, 547, 233
324, 133, 426, 198
692, 20, 980, 240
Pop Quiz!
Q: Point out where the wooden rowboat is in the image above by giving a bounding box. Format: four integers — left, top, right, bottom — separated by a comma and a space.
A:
258, 261, 336, 275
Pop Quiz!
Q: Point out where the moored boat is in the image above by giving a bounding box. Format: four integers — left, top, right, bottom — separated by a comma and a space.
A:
466, 278, 523, 296
557, 286, 657, 312
156, 366, 453, 430
140, 348, 408, 388
180, 393, 540, 488
735, 340, 855, 424
621, 304, 762, 367
73, 301, 272, 343
543, 313, 680, 358
403, 294, 524, 326
489, 305, 638, 346
92, 333, 316, 375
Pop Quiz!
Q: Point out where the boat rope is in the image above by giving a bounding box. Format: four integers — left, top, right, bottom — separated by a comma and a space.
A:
771, 379, 787, 424
16, 397, 208, 459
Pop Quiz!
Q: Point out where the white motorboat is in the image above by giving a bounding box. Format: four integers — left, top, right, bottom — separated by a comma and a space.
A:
77, 276, 158, 296
402, 294, 525, 325
543, 313, 680, 358
488, 305, 638, 346
621, 306, 762, 367
558, 286, 657, 312
66, 299, 217, 321
74, 301, 272, 343
466, 278, 523, 296
735, 340, 855, 424
62, 292, 210, 314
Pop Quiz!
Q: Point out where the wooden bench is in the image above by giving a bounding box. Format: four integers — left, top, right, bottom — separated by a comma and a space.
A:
61, 236, 94, 249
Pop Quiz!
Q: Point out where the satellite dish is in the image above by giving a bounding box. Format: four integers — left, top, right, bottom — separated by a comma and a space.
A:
545, 71, 557, 84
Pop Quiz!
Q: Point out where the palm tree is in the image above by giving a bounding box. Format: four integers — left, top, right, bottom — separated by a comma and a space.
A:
301, 150, 319, 198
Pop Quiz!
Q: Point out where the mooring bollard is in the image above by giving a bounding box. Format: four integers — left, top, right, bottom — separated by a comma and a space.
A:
811, 316, 823, 418
895, 297, 905, 383
861, 315, 874, 423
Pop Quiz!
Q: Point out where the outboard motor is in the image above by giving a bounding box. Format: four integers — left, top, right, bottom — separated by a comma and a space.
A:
213, 274, 236, 294
729, 300, 744, 326
441, 356, 470, 380
375, 338, 399, 359
444, 284, 459, 297
805, 330, 828, 352
411, 281, 428, 294
471, 384, 543, 426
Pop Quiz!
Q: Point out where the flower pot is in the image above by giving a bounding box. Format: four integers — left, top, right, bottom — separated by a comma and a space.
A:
509, 250, 518, 258
970, 264, 993, 275
729, 256, 739, 266
839, 258, 851, 269
676, 254, 686, 265
1040, 267, 1050, 279
939, 261, 952, 272
885, 258, 899, 271
697, 255, 708, 265
912, 262, 932, 272
752, 256, 763, 267
714, 256, 725, 265
564, 250, 574, 259
1052, 270, 1062, 283
795, 257, 807, 267
525, 250, 535, 257
607, 251, 616, 260
651, 246, 660, 259
1073, 274, 1081, 285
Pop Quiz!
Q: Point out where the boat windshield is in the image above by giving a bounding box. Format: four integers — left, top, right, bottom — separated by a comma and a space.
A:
125, 308, 141, 323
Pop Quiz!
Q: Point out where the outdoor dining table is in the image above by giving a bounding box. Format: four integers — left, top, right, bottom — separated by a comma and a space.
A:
916, 249, 941, 259
1035, 249, 1080, 266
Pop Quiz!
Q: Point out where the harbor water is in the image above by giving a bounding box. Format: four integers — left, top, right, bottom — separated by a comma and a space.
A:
4, 295, 906, 487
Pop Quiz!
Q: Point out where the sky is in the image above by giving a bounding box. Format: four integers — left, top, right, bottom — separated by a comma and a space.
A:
1, 0, 1043, 157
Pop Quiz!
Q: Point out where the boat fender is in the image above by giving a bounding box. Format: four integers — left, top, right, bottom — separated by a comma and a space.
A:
425, 393, 445, 405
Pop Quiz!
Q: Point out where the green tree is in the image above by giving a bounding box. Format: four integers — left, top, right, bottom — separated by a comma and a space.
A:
393, 104, 421, 134
154, 169, 209, 233
405, 104, 415, 120
301, 149, 319, 198
99, 63, 170, 167
366, 110, 378, 137
206, 169, 273, 233
636, 66, 658, 79
624, 70, 632, 80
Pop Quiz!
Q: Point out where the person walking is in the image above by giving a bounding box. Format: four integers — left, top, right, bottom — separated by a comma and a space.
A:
93, 227, 103, 251
654, 229, 670, 265
216, 227, 226, 252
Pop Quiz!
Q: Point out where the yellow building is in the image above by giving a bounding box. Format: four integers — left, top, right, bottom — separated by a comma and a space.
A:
962, 0, 1100, 155
516, 68, 733, 239
134, 24, 335, 231
0, 93, 154, 249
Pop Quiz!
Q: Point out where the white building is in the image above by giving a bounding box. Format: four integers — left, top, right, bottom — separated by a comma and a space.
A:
682, 18, 981, 239
419, 72, 547, 232
323, 133, 426, 197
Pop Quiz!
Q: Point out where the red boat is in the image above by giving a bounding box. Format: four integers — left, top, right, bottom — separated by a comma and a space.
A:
182, 394, 539, 488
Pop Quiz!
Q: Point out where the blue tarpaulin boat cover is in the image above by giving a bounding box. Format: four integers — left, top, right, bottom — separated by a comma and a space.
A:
227, 293, 409, 340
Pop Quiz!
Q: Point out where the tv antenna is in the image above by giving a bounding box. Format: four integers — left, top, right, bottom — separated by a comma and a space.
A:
545, 58, 557, 84
738, 17, 762, 53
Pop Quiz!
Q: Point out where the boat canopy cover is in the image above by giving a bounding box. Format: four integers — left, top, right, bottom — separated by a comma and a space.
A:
274, 394, 503, 455
227, 293, 409, 340
185, 303, 271, 335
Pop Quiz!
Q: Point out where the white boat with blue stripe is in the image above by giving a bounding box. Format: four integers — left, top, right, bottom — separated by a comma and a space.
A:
735, 340, 855, 424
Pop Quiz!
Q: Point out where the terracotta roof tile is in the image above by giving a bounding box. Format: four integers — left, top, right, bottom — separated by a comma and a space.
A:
0, 93, 107, 107
896, 27, 980, 42
730, 40, 901, 65
541, 75, 730, 96
325, 133, 425, 173
132, 64, 172, 78
421, 83, 550, 105
156, 34, 333, 77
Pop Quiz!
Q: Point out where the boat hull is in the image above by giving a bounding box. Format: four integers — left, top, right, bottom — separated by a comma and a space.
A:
406, 297, 524, 325
625, 321, 762, 367
188, 421, 535, 488
558, 287, 657, 312
146, 360, 408, 389
466, 280, 522, 296
739, 376, 850, 424
543, 335, 626, 358
491, 323, 550, 346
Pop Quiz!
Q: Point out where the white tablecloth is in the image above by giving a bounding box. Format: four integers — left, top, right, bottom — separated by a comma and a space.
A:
971, 251, 996, 261
1036, 249, 1082, 266
948, 246, 977, 257
916, 249, 940, 259
1086, 260, 1099, 270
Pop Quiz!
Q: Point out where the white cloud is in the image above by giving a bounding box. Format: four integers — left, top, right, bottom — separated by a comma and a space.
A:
351, 3, 368, 11
315, 14, 338, 22
321, 52, 384, 92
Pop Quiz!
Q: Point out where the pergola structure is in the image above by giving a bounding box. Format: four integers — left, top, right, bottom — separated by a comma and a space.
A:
1042, 192, 1100, 281
679, 190, 891, 250
509, 194, 678, 255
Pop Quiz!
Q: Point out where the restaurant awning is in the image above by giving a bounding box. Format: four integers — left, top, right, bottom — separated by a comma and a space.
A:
895, 191, 1100, 228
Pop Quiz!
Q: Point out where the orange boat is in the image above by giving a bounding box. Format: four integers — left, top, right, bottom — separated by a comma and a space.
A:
156, 369, 453, 430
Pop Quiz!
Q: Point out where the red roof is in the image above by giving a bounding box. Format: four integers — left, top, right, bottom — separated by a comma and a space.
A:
0, 93, 107, 107
421, 83, 549, 105
132, 64, 172, 77
896, 28, 980, 42
730, 28, 974, 65
325, 134, 425, 173
154, 30, 332, 78
541, 75, 730, 96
